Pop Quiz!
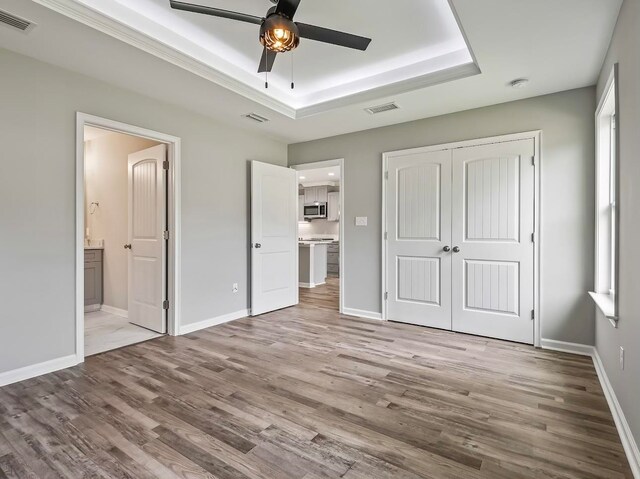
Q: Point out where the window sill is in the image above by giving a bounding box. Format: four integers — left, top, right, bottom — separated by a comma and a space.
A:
588, 292, 618, 328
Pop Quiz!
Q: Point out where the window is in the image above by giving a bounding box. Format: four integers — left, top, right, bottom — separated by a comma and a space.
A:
590, 65, 618, 323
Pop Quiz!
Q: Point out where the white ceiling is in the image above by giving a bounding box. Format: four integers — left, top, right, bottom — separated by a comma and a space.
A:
0, 0, 622, 143
297, 166, 340, 186
60, 0, 475, 115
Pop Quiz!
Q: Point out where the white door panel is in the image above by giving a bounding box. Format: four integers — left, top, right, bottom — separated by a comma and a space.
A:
128, 144, 167, 334
386, 150, 452, 329
251, 161, 298, 316
451, 139, 535, 343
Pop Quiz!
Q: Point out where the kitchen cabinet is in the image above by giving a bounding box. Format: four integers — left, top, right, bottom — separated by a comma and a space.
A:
304, 186, 328, 204
327, 242, 339, 275
84, 249, 103, 311
327, 192, 340, 221
298, 195, 305, 222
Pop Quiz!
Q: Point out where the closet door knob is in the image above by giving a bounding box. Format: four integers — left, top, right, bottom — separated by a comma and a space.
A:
443, 246, 451, 252
452, 246, 460, 253
124, 244, 132, 250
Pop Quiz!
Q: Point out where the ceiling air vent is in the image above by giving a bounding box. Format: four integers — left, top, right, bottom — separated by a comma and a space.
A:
243, 113, 270, 123
0, 9, 36, 33
365, 102, 399, 115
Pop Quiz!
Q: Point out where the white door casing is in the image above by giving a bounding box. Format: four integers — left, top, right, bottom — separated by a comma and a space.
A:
386, 149, 452, 330
251, 161, 298, 316
451, 139, 535, 343
127, 144, 167, 333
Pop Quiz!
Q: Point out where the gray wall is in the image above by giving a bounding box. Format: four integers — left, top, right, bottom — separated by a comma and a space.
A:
595, 0, 640, 452
289, 87, 596, 345
0, 48, 286, 373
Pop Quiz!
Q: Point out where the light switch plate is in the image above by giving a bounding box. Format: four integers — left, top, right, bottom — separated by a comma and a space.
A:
355, 216, 368, 226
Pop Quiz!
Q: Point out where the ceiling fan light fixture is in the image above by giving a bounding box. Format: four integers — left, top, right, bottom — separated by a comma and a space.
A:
260, 15, 299, 52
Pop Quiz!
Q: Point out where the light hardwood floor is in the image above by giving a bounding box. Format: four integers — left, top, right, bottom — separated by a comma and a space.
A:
0, 282, 632, 478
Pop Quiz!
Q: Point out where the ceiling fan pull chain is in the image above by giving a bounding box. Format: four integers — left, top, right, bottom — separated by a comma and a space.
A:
264, 45, 269, 89
291, 50, 295, 90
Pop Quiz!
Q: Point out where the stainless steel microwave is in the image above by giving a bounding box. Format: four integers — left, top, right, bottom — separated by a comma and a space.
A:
303, 202, 327, 219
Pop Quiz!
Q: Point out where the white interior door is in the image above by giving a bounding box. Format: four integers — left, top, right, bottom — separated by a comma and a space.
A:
127, 144, 167, 333
386, 149, 452, 329
251, 161, 298, 316
451, 139, 535, 343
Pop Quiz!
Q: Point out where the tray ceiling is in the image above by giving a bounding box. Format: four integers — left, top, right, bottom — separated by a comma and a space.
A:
38, 0, 478, 117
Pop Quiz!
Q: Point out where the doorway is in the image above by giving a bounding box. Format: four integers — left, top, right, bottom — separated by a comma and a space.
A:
76, 114, 181, 361
292, 160, 344, 314
382, 132, 541, 345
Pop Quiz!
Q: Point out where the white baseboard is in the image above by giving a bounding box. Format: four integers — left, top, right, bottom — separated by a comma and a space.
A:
84, 304, 101, 313
299, 282, 315, 288
100, 304, 128, 318
342, 307, 383, 321
541, 338, 639, 477
0, 355, 79, 387
179, 309, 249, 335
540, 338, 595, 356
592, 350, 640, 478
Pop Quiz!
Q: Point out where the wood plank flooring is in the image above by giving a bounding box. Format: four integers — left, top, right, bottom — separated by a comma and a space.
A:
0, 280, 632, 478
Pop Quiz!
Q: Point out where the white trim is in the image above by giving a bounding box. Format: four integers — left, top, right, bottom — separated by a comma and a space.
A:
0, 355, 79, 387
76, 113, 182, 365
291, 159, 345, 315
381, 131, 542, 347
342, 308, 383, 321
100, 304, 129, 318
299, 282, 325, 288
592, 350, 640, 478
84, 304, 101, 313
32, 0, 479, 119
179, 309, 249, 335
594, 64, 620, 323
540, 339, 595, 357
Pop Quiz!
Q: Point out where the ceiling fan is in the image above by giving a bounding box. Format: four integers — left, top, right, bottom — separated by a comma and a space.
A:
169, 0, 372, 75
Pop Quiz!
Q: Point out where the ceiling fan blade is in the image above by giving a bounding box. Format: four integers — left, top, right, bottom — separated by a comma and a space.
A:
296, 23, 371, 51
275, 0, 302, 19
169, 0, 263, 25
258, 49, 278, 73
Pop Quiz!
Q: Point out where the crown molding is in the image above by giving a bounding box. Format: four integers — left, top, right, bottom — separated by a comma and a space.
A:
33, 0, 297, 118
33, 0, 480, 119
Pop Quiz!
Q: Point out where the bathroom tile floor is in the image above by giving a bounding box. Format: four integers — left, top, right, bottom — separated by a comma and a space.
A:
85, 310, 162, 356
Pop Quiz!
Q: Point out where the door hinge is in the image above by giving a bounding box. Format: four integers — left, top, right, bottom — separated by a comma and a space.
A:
163, 230, 170, 240
384, 292, 388, 301
384, 232, 388, 240
163, 159, 169, 170
385, 171, 389, 180
531, 156, 535, 166
163, 300, 170, 310
531, 309, 535, 320
531, 232, 535, 243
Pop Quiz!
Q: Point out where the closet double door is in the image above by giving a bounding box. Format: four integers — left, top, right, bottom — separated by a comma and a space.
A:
385, 139, 535, 344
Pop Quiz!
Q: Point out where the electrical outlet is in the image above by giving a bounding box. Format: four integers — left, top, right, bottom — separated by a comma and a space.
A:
620, 347, 624, 370
232, 283, 238, 293
355, 216, 368, 226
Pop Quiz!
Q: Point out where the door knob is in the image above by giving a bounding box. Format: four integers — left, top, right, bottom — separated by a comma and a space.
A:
443, 246, 451, 252
124, 244, 132, 250
452, 246, 460, 253
254, 243, 262, 249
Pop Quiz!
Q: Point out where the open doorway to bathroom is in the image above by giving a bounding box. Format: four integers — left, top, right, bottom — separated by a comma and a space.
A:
82, 125, 167, 356
292, 160, 344, 313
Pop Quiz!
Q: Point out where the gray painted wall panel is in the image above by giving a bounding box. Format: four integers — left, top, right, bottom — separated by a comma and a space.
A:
289, 87, 596, 345
595, 0, 640, 453
0, 48, 286, 373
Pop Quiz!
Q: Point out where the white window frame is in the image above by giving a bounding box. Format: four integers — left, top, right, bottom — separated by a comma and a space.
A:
590, 64, 619, 326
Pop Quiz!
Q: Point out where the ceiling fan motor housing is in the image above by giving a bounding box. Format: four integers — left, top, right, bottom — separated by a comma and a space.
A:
260, 14, 300, 52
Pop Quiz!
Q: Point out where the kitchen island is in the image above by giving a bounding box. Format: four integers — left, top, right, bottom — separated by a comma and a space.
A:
299, 241, 328, 288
